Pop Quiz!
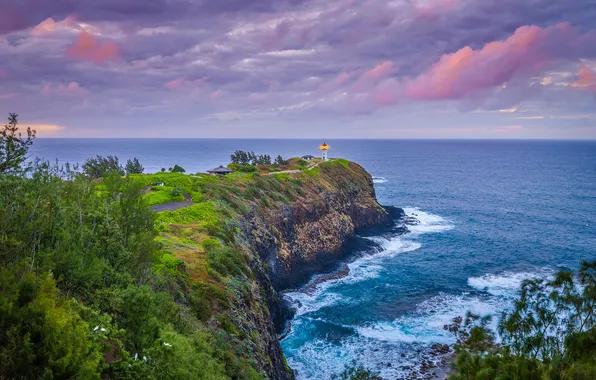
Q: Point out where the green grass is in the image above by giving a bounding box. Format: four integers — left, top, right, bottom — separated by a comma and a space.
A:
155, 201, 221, 226
144, 186, 185, 206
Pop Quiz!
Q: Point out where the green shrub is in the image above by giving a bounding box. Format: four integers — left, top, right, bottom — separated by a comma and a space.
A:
206, 246, 247, 277
0, 270, 103, 379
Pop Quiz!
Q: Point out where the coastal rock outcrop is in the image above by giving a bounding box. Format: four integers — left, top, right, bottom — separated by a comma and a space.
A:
229, 161, 399, 379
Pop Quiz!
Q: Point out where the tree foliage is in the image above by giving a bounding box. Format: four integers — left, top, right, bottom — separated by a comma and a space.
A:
0, 269, 103, 379
171, 164, 186, 173
274, 155, 288, 166
125, 157, 144, 174
0, 113, 36, 173
0, 155, 265, 378
83, 155, 125, 178
230, 150, 272, 166
448, 261, 596, 380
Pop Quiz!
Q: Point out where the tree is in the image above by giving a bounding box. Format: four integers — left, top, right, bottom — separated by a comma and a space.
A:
448, 261, 596, 380
255, 154, 271, 165
171, 164, 185, 173
0, 113, 36, 173
125, 158, 144, 174
0, 270, 103, 378
274, 155, 288, 166
82, 155, 124, 178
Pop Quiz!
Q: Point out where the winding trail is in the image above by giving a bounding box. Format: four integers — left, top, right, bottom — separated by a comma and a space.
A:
151, 192, 193, 212
265, 160, 321, 175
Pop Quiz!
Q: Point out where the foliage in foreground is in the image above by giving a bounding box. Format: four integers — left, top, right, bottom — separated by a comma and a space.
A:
448, 261, 596, 380
0, 161, 262, 379
0, 113, 35, 173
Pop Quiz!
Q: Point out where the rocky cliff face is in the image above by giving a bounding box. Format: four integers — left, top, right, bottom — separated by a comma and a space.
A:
239, 160, 392, 290
230, 160, 394, 379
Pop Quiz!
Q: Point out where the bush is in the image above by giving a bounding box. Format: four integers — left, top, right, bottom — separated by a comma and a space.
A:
83, 155, 124, 178
206, 246, 247, 277
171, 164, 186, 173
125, 158, 144, 174
0, 270, 103, 379
171, 186, 184, 197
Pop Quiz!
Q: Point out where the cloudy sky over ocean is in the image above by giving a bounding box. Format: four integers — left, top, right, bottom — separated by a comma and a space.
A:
1, 0, 595, 138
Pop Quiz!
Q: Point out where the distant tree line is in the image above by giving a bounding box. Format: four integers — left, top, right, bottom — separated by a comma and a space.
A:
230, 150, 289, 169
230, 150, 272, 165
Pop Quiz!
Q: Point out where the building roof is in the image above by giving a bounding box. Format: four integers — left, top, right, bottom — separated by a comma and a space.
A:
301, 155, 316, 159
208, 165, 234, 174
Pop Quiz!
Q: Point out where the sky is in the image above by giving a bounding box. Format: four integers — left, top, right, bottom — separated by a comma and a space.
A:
1, 0, 596, 139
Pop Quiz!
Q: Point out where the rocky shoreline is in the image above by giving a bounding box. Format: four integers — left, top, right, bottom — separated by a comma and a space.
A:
274, 207, 459, 379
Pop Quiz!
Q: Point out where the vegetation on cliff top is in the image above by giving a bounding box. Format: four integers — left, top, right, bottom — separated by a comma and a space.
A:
0, 114, 378, 379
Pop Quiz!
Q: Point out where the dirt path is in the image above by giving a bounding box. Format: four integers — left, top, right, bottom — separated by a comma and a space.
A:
151, 192, 193, 212
266, 160, 321, 175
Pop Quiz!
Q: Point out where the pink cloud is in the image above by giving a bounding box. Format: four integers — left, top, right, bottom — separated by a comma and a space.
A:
363, 61, 393, 79
32, 15, 76, 36
316, 73, 353, 94
349, 61, 395, 93
0, 93, 18, 100
0, 70, 6, 79
405, 23, 595, 100
41, 82, 84, 95
335, 73, 351, 86
571, 64, 596, 92
67, 31, 119, 64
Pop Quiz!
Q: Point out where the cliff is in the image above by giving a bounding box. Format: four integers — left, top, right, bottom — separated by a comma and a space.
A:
143, 159, 395, 379
237, 160, 392, 290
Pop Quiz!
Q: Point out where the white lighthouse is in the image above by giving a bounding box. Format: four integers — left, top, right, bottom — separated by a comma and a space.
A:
320, 142, 329, 161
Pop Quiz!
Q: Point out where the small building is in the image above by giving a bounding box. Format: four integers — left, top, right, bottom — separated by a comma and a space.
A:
155, 182, 165, 187
208, 166, 234, 175
301, 155, 316, 160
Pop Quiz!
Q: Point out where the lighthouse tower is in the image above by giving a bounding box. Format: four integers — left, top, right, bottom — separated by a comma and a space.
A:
320, 142, 329, 161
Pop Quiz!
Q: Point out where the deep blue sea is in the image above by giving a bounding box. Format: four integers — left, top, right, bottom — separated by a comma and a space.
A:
31, 139, 596, 379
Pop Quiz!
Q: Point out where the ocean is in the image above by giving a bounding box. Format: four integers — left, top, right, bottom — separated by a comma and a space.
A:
30, 139, 596, 379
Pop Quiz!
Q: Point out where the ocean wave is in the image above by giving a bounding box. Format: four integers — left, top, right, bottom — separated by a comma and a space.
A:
285, 335, 425, 380
372, 176, 387, 184
355, 291, 504, 345
285, 239, 421, 316
356, 268, 554, 347
403, 207, 455, 234
468, 269, 554, 297
286, 267, 552, 380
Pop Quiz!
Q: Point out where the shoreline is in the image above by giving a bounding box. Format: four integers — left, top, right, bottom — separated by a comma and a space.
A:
277, 209, 458, 378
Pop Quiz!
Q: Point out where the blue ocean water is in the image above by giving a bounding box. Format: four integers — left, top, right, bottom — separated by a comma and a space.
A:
31, 139, 596, 378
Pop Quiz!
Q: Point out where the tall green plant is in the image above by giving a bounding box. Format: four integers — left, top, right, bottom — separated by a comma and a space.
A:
0, 113, 36, 173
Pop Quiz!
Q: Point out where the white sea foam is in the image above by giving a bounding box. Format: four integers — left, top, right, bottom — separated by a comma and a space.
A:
468, 269, 553, 297
288, 270, 550, 378
403, 207, 455, 234
284, 207, 462, 378
356, 292, 504, 345
372, 176, 387, 184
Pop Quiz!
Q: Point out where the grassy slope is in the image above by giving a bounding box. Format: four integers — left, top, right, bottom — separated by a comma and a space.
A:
133, 159, 363, 377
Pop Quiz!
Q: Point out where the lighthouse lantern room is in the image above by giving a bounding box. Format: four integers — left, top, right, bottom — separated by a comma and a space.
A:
320, 142, 329, 161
